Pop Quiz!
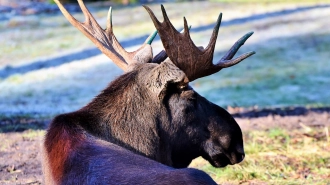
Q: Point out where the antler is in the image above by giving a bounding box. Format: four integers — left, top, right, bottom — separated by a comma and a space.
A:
144, 5, 255, 81
54, 0, 158, 71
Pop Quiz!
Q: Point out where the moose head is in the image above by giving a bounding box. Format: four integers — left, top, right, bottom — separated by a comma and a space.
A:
44, 0, 255, 182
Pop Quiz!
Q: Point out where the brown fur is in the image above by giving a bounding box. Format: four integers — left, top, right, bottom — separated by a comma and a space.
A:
44, 117, 86, 183
43, 61, 244, 184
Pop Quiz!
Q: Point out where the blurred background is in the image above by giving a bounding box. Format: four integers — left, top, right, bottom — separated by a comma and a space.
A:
0, 0, 329, 184
1, 0, 329, 117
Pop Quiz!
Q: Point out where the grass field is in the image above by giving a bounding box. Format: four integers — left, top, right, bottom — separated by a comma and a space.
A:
212, 0, 330, 2
0, 0, 327, 67
190, 127, 330, 184
1, 1, 330, 116
0, 1, 330, 184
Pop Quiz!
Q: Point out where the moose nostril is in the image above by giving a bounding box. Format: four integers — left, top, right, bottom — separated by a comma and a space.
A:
236, 145, 244, 154
229, 152, 245, 164
239, 154, 245, 162
230, 145, 245, 164
235, 152, 245, 163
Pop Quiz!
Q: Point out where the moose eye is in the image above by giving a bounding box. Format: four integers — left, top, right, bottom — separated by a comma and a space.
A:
178, 83, 188, 90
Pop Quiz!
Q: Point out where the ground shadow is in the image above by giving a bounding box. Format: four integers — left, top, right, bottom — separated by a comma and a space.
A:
0, 117, 49, 133
232, 106, 330, 118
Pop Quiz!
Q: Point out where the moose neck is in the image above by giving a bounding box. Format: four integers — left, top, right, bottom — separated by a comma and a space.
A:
78, 70, 169, 162
76, 69, 203, 168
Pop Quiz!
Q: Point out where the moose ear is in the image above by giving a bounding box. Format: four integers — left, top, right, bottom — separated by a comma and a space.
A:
127, 45, 154, 71
145, 59, 188, 99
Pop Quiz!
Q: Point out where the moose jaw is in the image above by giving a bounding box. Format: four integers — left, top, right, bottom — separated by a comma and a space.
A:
43, 0, 255, 184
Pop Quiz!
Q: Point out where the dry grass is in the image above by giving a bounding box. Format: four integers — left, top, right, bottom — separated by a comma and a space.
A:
190, 127, 330, 184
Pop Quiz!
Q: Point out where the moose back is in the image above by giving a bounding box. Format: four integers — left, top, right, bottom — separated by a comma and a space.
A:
43, 0, 255, 184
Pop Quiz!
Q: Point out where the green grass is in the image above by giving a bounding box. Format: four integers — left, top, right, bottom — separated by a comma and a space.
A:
211, 0, 330, 3
0, 1, 325, 67
1, 1, 329, 115
1, 1, 329, 109
193, 31, 330, 108
190, 127, 330, 184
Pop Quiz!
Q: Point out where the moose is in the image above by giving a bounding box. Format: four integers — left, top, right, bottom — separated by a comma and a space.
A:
43, 0, 255, 184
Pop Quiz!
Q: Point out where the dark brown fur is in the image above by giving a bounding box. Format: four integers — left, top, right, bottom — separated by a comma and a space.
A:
43, 61, 244, 184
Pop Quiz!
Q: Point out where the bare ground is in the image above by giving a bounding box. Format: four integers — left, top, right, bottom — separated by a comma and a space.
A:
0, 107, 329, 185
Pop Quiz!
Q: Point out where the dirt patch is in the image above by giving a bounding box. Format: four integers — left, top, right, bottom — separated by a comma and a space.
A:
0, 132, 44, 184
231, 107, 330, 131
0, 108, 329, 184
0, 117, 48, 184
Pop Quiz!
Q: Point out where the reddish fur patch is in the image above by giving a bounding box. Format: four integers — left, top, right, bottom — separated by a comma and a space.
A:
44, 121, 85, 183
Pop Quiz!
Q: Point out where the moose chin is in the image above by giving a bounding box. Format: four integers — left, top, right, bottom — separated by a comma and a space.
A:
43, 0, 255, 184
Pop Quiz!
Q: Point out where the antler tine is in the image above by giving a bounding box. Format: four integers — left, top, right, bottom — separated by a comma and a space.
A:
55, 0, 80, 29
143, 5, 181, 38
144, 5, 255, 81
106, 7, 114, 35
145, 30, 158, 45
54, 0, 156, 71
204, 13, 222, 57
183, 17, 190, 37
77, 0, 91, 22
216, 32, 255, 68
104, 6, 132, 60
221, 31, 253, 60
